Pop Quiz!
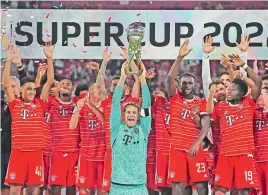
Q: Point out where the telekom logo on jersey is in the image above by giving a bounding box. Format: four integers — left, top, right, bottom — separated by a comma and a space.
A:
255, 120, 265, 130
20, 109, 29, 120
181, 109, 191, 120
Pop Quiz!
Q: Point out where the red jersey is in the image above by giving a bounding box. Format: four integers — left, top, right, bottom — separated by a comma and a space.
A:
9, 98, 46, 150
154, 96, 171, 155
254, 107, 268, 162
78, 103, 106, 161
147, 98, 157, 164
49, 97, 80, 152
169, 91, 207, 150
211, 95, 256, 156
102, 95, 112, 149
43, 103, 52, 155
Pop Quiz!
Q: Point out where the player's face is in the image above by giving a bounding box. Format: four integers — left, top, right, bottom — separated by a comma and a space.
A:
262, 79, 268, 88
89, 83, 101, 99
124, 105, 139, 128
153, 90, 165, 98
214, 84, 226, 102
180, 76, 195, 97
60, 79, 73, 97
220, 74, 231, 88
10, 78, 20, 97
21, 82, 36, 102
227, 83, 243, 103
257, 88, 268, 108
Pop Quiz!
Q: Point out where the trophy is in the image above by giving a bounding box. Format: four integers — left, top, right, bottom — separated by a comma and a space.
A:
126, 22, 145, 75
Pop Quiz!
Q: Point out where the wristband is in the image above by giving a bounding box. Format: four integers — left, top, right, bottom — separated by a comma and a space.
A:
242, 64, 248, 70
203, 53, 210, 59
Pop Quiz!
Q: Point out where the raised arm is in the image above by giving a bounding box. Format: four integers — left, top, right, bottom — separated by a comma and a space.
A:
35, 63, 47, 87
2, 43, 16, 103
167, 38, 192, 97
229, 54, 262, 101
11, 48, 27, 80
70, 98, 85, 130
202, 36, 215, 99
96, 47, 112, 97
206, 84, 216, 114
110, 62, 128, 129
86, 100, 105, 122
40, 42, 55, 101
236, 34, 250, 77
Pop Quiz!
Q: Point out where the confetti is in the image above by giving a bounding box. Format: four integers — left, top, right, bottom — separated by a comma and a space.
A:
64, 40, 67, 44
16, 45, 19, 48
7, 14, 12, 17
82, 50, 87, 53
60, 3, 63, 7
2, 29, 6, 34
150, 1, 153, 4
45, 29, 48, 33
34, 60, 39, 63
41, 34, 44, 38
47, 34, 51, 37
67, 25, 69, 29
13, 35, 16, 38
91, 34, 94, 38
137, 13, 141, 16
30, 16, 34, 19
86, 42, 90, 45
3, 9, 8, 12
63, 154, 68, 157
108, 17, 111, 22
33, 4, 37, 9
53, 6, 58, 9
2, 49, 6, 52
3, 36, 8, 46
46, 13, 50, 19
73, 43, 77, 48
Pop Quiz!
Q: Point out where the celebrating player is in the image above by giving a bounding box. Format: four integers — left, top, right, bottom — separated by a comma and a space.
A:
3, 42, 54, 195
166, 38, 211, 195
109, 62, 151, 195
211, 54, 262, 195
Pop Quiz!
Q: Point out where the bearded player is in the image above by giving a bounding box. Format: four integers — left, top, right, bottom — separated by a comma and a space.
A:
254, 87, 268, 195
109, 62, 151, 194
70, 82, 105, 195
166, 38, 211, 195
211, 54, 262, 195
3, 42, 54, 195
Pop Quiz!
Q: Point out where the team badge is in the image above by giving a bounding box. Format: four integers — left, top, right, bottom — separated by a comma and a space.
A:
224, 110, 229, 115
50, 175, 57, 181
157, 176, 163, 183
247, 154, 254, 158
31, 104, 36, 108
250, 181, 255, 185
238, 105, 243, 109
79, 176, 86, 183
9, 172, 16, 180
134, 128, 139, 134
169, 171, 175, 178
88, 112, 92, 116
103, 179, 109, 186
183, 101, 187, 105
215, 175, 220, 182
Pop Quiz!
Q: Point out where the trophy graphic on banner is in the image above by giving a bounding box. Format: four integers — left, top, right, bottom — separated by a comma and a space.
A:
126, 22, 145, 75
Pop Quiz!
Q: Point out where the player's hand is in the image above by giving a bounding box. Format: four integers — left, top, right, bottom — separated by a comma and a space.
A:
202, 35, 215, 54
103, 46, 112, 63
38, 63, 48, 77
12, 47, 22, 65
87, 61, 100, 71
5, 42, 16, 61
253, 58, 258, 74
146, 68, 156, 79
210, 83, 217, 93
228, 54, 245, 67
179, 38, 193, 58
43, 41, 55, 59
188, 141, 200, 158
121, 62, 128, 78
119, 46, 128, 60
233, 70, 243, 79
236, 34, 250, 52
76, 98, 85, 111
220, 54, 233, 69
192, 105, 200, 115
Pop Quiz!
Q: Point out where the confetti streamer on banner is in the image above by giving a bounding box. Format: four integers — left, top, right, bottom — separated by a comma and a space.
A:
35, 60, 39, 63
150, 1, 153, 4
82, 50, 87, 53
91, 34, 94, 38
46, 13, 50, 19
108, 17, 111, 22
3, 36, 8, 46
86, 42, 90, 45
33, 4, 37, 8
45, 29, 48, 33
47, 34, 51, 37
73, 43, 77, 48
3, 9, 8, 12
64, 40, 67, 44
60, 3, 63, 7
137, 13, 140, 16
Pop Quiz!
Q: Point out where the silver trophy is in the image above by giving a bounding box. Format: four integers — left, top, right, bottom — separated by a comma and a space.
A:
126, 22, 145, 75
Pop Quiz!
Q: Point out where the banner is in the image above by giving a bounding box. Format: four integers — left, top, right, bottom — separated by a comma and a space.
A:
1, 10, 268, 59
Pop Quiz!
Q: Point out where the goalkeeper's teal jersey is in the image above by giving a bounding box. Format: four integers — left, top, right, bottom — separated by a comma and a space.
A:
110, 85, 151, 185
